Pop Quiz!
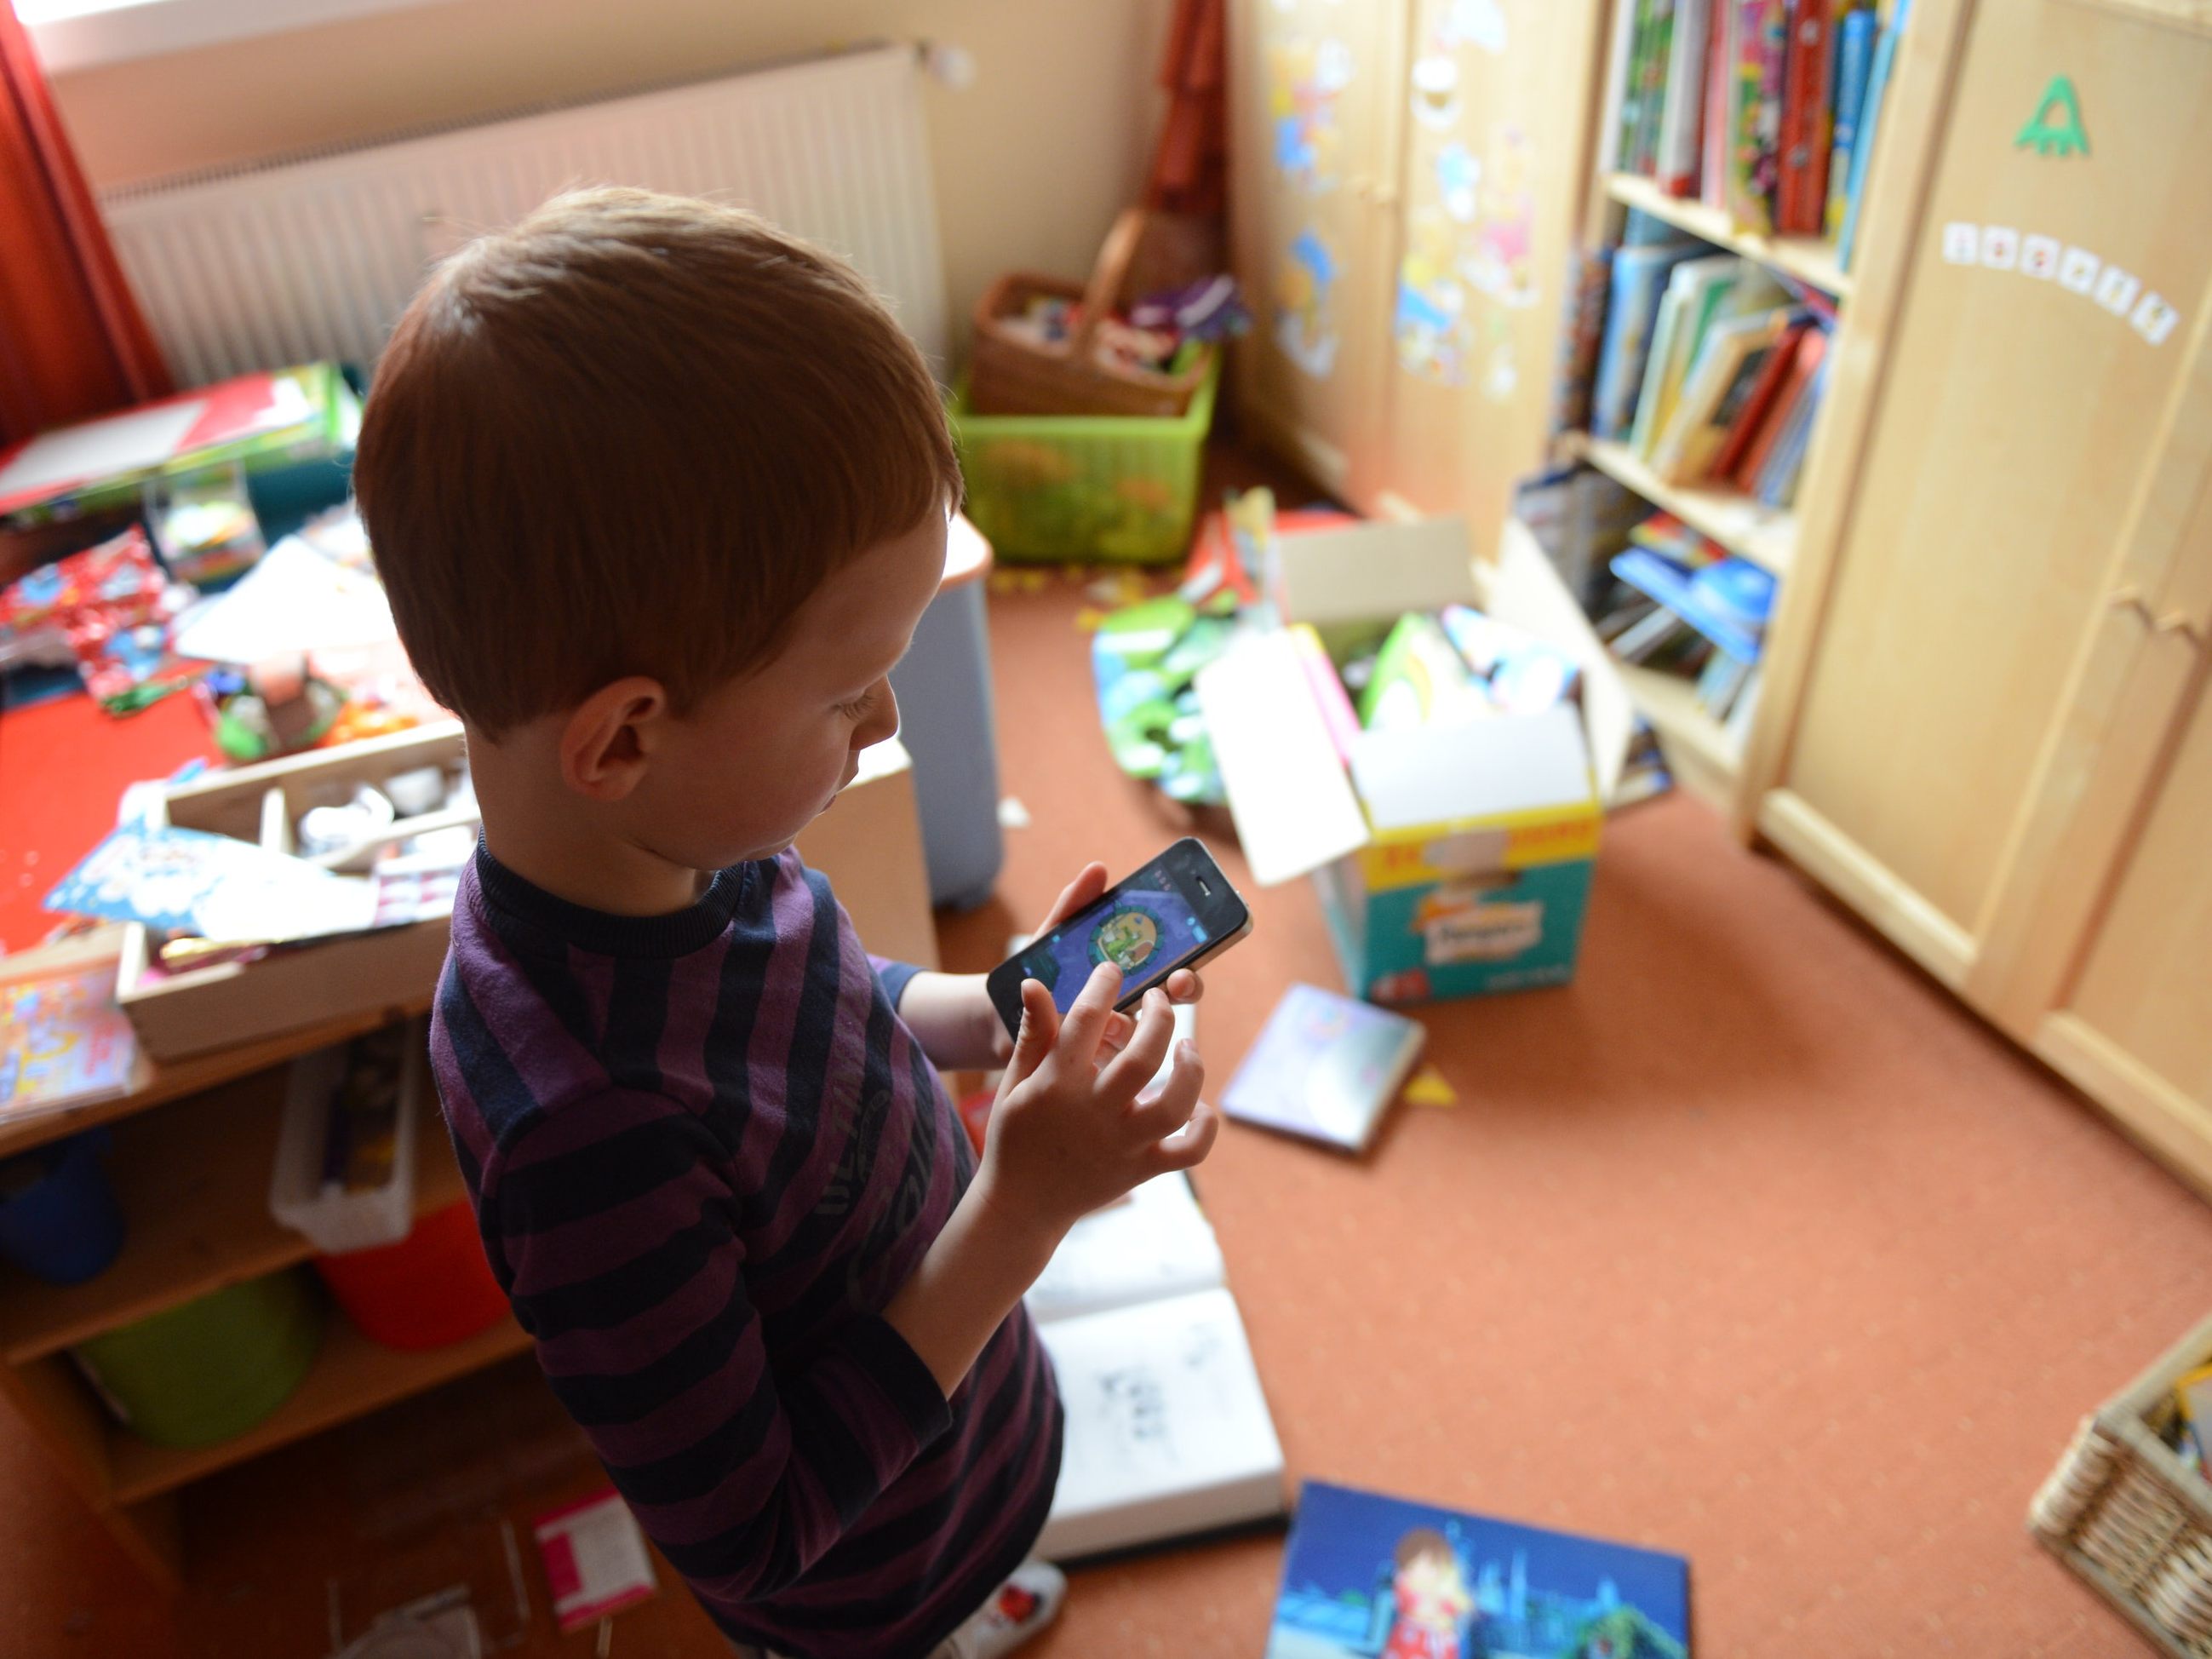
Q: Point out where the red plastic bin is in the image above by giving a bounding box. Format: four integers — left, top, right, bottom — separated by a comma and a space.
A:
313, 1200, 507, 1350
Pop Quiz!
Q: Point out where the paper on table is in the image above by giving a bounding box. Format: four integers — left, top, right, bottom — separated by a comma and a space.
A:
44, 822, 375, 942
169, 537, 395, 664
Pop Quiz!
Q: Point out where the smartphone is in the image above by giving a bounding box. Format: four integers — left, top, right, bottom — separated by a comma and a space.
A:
986, 837, 1252, 1039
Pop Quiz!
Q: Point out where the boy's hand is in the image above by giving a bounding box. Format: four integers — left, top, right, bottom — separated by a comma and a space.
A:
991, 862, 1205, 1065
972, 964, 1217, 1248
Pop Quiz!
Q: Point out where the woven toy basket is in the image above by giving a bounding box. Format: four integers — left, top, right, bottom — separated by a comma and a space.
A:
2031, 1310, 2212, 1655
968, 208, 1223, 419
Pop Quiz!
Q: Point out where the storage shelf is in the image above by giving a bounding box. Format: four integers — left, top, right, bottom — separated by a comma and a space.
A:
1571, 433, 1797, 577
108, 1309, 532, 1504
1614, 659, 1743, 784
0, 1065, 467, 1364
1606, 172, 1853, 299
0, 994, 434, 1163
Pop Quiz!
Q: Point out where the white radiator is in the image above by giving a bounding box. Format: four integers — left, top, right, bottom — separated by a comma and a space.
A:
98, 43, 948, 388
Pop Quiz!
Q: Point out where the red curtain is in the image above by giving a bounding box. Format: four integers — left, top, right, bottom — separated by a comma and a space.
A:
0, 6, 169, 454
1145, 0, 1226, 218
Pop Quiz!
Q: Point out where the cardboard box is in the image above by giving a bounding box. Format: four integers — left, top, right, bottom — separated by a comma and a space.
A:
1197, 516, 1609, 1006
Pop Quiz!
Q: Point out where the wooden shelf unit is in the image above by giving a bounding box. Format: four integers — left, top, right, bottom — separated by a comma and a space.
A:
1605, 172, 1853, 299
108, 1312, 532, 1505
1569, 433, 1797, 576
0, 1065, 467, 1365
1613, 660, 1745, 802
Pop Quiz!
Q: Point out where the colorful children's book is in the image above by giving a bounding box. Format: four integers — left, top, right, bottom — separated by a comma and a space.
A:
1776, 0, 1837, 233
1593, 239, 1702, 440
1727, 324, 1826, 491
1724, 0, 1786, 234
1650, 305, 1795, 483
1632, 255, 1740, 459
1029, 1172, 1287, 1559
1708, 317, 1813, 479
1223, 984, 1426, 1154
1655, 0, 1712, 195
0, 958, 140, 1120
1598, 0, 1642, 175
1825, 9, 1878, 239
0, 364, 356, 527
1837, 0, 1910, 272
1630, 0, 1679, 176
1264, 1480, 1692, 1659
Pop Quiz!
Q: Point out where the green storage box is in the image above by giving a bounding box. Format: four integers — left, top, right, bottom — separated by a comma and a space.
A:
949, 361, 1218, 565
73, 1267, 323, 1449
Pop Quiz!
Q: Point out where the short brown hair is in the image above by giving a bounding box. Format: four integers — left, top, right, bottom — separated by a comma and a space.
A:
354, 187, 960, 734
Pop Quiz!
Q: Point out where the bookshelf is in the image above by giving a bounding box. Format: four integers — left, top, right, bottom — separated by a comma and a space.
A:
1565, 0, 1898, 804
1605, 173, 1853, 300
1568, 433, 1797, 577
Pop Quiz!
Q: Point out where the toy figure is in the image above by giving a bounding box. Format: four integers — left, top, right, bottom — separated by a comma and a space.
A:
1466, 124, 1540, 308
1384, 1527, 1473, 1659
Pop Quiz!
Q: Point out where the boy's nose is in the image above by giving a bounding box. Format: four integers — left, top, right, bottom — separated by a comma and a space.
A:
861, 680, 900, 747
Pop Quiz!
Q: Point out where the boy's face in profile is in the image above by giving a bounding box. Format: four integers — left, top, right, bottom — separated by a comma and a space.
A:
637, 508, 948, 870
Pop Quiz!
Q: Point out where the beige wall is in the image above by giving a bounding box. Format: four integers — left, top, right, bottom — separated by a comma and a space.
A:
46, 0, 1172, 337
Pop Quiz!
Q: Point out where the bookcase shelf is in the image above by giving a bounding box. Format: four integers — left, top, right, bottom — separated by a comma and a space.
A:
1613, 659, 1744, 793
1606, 173, 1853, 299
1568, 433, 1797, 576
0, 1062, 469, 1365
107, 1311, 532, 1504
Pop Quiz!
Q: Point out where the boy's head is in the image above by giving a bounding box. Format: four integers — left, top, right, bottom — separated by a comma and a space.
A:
356, 187, 958, 874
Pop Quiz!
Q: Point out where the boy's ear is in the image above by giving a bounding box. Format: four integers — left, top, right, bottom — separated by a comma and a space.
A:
558, 676, 669, 801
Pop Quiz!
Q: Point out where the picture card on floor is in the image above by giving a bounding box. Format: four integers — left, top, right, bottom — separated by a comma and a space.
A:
1223, 984, 1425, 1154
1265, 1480, 1689, 1659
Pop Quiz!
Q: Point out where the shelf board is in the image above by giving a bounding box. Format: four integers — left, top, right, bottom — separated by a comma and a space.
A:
0, 994, 434, 1163
0, 1066, 467, 1364
1605, 172, 1853, 299
1572, 434, 1797, 577
108, 1309, 532, 1504
1613, 659, 1744, 784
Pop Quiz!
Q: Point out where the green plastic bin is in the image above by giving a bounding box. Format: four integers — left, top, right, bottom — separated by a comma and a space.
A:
950, 359, 1218, 565
72, 1267, 324, 1449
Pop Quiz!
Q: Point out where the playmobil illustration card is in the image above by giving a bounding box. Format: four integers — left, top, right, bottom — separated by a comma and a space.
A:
1223, 984, 1424, 1153
1266, 1481, 1689, 1659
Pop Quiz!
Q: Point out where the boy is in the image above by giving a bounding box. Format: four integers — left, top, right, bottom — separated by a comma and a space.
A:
353, 188, 1218, 1659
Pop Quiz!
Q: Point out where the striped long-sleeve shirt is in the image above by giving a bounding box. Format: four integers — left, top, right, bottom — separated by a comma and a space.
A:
429, 845, 1063, 1659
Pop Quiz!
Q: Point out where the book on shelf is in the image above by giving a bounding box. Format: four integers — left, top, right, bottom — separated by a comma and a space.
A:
1708, 315, 1814, 479
1655, 0, 1712, 196
1752, 353, 1830, 506
1593, 239, 1702, 441
1630, 255, 1728, 456
1777, 0, 1839, 235
1649, 301, 1798, 484
1028, 1174, 1287, 1559
1263, 1479, 1692, 1659
1826, 9, 1879, 239
1727, 324, 1827, 493
1607, 0, 1881, 252
1837, 0, 1911, 273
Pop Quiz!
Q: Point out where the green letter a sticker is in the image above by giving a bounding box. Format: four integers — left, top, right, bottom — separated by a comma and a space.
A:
2016, 75, 2089, 158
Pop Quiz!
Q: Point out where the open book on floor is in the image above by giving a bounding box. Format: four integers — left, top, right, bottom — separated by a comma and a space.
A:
1027, 1173, 1287, 1561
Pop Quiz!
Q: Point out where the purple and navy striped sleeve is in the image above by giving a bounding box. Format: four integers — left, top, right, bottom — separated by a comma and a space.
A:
430, 847, 1061, 1659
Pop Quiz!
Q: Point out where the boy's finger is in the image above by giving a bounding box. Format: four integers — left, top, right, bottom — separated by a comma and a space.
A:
1035, 863, 1109, 933
1129, 1040, 1204, 1138
1098, 990, 1175, 1100
1053, 960, 1122, 1071
1163, 967, 1205, 1005
999, 979, 1059, 1096
1147, 1096, 1221, 1174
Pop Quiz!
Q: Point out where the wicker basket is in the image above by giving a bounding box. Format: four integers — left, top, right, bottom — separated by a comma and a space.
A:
967, 208, 1223, 419
2031, 1311, 2212, 1655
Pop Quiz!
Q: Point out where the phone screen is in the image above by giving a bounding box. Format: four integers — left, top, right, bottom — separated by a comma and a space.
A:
1014, 864, 1212, 1013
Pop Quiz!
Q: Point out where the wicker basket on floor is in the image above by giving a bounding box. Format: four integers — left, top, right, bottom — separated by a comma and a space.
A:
968, 208, 1223, 419
2031, 1311, 2212, 1655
